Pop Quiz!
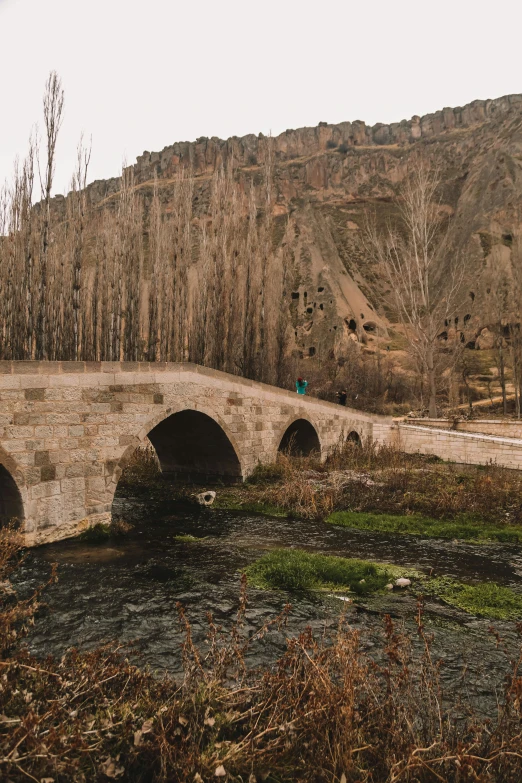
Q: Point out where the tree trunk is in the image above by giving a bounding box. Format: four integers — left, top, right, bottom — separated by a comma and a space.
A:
498, 338, 507, 414
426, 345, 437, 418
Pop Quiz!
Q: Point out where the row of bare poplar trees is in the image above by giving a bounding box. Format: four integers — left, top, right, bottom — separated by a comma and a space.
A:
0, 73, 290, 386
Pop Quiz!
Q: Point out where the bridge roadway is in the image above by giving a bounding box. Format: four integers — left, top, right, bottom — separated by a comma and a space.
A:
0, 361, 392, 545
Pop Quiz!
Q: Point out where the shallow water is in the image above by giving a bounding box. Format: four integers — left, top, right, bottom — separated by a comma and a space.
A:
12, 496, 522, 712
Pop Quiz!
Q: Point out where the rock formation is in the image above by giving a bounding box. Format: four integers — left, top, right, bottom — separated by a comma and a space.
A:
56, 93, 522, 364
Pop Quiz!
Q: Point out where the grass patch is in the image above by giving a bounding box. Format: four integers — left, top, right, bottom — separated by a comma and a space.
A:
237, 501, 289, 517
214, 496, 289, 517
78, 523, 111, 543
423, 577, 522, 620
247, 462, 287, 485
174, 534, 207, 543
245, 549, 398, 594
327, 511, 522, 544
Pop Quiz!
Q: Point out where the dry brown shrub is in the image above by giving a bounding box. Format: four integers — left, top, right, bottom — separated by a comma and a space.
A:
252, 439, 522, 526
0, 523, 57, 657
2, 567, 522, 782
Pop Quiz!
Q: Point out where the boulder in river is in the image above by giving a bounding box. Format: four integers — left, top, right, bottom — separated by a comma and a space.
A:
196, 490, 216, 506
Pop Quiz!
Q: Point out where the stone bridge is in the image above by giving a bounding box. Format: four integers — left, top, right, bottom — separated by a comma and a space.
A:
0, 361, 391, 545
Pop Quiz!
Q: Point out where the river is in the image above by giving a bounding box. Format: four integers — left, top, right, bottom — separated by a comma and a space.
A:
12, 494, 522, 713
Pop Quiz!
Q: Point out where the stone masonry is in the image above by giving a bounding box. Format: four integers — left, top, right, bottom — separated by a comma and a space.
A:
406, 418, 522, 440
0, 361, 389, 546
394, 424, 522, 471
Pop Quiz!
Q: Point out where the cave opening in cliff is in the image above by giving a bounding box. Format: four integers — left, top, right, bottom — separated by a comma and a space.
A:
363, 322, 376, 333
348, 319, 357, 331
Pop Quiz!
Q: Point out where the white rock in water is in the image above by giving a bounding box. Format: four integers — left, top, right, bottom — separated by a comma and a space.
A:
395, 577, 411, 588
196, 491, 216, 506
385, 583, 394, 591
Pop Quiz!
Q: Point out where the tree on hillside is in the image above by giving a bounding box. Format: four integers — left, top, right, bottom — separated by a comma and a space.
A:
37, 70, 64, 359
366, 158, 467, 418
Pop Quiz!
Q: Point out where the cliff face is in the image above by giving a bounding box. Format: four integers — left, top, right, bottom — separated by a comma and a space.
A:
75, 94, 522, 362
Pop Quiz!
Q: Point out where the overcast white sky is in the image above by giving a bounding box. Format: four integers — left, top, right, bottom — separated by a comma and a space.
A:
1, 0, 521, 196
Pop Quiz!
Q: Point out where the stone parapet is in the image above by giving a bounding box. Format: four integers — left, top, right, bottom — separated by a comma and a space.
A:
395, 424, 522, 471
404, 418, 522, 440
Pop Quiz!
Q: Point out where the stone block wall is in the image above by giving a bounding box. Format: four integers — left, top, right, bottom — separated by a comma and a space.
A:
406, 418, 522, 440
395, 424, 522, 470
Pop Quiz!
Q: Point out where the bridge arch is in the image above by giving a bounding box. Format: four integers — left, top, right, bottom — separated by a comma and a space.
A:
346, 430, 362, 446
277, 416, 321, 458
0, 447, 25, 527
114, 403, 244, 491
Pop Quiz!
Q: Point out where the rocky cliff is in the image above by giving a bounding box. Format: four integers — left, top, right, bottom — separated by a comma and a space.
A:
71, 93, 522, 363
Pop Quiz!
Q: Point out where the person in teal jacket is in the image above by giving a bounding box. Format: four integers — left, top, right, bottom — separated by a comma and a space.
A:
296, 377, 308, 395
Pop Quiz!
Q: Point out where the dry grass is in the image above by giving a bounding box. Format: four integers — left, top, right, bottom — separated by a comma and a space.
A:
0, 524, 57, 658
245, 441, 522, 526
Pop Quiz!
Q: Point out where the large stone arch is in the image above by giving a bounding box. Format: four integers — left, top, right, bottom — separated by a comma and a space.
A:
112, 402, 245, 498
276, 414, 322, 459
0, 446, 26, 527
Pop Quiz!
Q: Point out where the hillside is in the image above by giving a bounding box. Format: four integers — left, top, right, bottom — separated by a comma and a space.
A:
57, 93, 522, 370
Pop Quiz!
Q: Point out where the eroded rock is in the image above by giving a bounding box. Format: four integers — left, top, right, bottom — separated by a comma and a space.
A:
196, 491, 216, 506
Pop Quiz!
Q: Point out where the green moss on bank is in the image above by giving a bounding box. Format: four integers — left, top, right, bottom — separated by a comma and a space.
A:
214, 497, 289, 517
245, 548, 522, 620
423, 577, 522, 620
78, 523, 111, 543
174, 534, 208, 543
245, 549, 399, 594
327, 511, 522, 544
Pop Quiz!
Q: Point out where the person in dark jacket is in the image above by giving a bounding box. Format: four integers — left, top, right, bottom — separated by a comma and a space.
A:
336, 389, 347, 406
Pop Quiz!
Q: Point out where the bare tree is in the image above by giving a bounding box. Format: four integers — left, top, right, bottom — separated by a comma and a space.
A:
37, 71, 64, 359
367, 158, 467, 417
0, 75, 290, 384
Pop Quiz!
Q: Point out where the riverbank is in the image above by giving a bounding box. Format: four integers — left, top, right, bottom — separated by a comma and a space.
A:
3, 520, 522, 783
3, 446, 522, 780
199, 444, 522, 541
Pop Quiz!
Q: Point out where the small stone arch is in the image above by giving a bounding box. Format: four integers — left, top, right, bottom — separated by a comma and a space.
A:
277, 417, 321, 458
346, 430, 362, 446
